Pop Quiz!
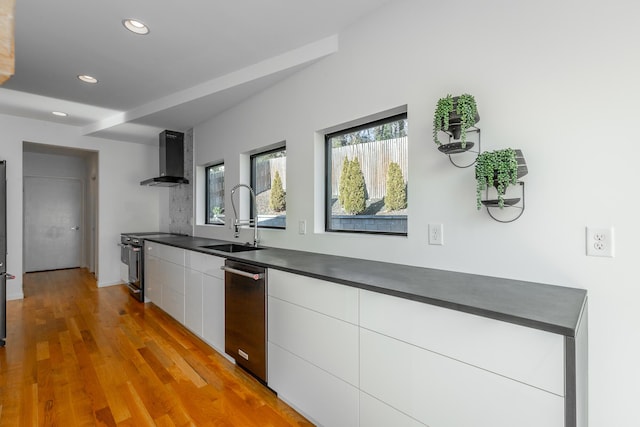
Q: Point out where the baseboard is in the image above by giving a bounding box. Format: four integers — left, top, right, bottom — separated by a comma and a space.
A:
97, 280, 124, 288
7, 292, 24, 301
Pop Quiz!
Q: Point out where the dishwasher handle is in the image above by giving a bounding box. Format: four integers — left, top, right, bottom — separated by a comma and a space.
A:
220, 266, 264, 281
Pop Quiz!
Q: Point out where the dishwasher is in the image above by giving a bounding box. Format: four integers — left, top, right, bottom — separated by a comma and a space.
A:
222, 259, 267, 383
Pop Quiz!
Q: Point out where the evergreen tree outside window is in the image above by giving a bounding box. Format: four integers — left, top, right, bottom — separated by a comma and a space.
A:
250, 146, 286, 229
325, 113, 408, 235
206, 163, 225, 225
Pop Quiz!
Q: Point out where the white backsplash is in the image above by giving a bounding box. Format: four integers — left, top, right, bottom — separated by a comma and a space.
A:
169, 128, 193, 236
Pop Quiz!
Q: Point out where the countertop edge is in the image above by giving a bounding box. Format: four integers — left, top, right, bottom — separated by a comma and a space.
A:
143, 236, 587, 337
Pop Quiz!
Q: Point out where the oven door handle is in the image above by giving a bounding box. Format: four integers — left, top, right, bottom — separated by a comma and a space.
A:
220, 266, 264, 281
127, 283, 141, 294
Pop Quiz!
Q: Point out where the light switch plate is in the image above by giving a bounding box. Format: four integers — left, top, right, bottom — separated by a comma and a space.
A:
298, 220, 307, 235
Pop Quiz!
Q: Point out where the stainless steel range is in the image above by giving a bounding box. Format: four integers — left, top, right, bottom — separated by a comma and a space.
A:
120, 232, 180, 301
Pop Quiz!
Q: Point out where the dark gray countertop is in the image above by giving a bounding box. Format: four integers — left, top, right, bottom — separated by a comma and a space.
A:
144, 235, 587, 337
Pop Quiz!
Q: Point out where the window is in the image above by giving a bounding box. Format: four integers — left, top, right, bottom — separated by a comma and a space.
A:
250, 146, 286, 229
205, 163, 225, 225
325, 113, 408, 235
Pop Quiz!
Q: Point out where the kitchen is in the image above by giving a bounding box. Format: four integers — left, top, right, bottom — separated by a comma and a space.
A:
1, 0, 638, 426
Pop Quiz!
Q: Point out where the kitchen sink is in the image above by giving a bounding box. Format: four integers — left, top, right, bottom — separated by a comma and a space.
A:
200, 243, 264, 253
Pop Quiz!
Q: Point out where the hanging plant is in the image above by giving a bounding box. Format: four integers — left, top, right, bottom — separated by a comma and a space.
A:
475, 148, 518, 209
455, 94, 478, 148
433, 93, 479, 149
433, 94, 454, 146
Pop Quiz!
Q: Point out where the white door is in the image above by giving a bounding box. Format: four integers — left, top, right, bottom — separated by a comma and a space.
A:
24, 176, 82, 272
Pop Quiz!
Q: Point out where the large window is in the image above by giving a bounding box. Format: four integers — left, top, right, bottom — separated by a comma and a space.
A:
205, 163, 225, 225
325, 113, 408, 235
250, 146, 286, 229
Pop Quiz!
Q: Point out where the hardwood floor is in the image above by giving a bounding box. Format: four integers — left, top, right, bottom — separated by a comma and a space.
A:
0, 269, 313, 426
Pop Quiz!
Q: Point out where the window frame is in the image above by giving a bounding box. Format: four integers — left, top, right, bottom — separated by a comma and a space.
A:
250, 145, 287, 230
324, 112, 408, 236
205, 162, 225, 225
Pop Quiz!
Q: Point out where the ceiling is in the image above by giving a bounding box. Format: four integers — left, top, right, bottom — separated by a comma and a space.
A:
1, 0, 393, 145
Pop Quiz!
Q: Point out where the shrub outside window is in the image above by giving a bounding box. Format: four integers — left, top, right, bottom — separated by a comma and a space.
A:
250, 146, 286, 229
325, 113, 408, 235
206, 163, 225, 225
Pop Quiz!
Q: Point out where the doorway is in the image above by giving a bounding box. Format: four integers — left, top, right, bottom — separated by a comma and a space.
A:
22, 142, 99, 276
24, 177, 82, 272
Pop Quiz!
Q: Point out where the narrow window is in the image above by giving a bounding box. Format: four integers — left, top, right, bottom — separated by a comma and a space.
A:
325, 113, 408, 235
250, 146, 286, 229
205, 163, 225, 225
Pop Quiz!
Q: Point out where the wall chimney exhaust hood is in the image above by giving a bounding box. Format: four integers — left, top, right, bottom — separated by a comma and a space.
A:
140, 130, 189, 187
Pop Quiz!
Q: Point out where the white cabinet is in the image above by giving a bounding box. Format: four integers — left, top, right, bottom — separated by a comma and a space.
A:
360, 328, 564, 427
202, 273, 225, 352
144, 251, 161, 305
359, 289, 565, 427
144, 242, 185, 323
359, 392, 423, 427
185, 250, 225, 352
269, 342, 359, 427
267, 270, 570, 427
185, 268, 203, 336
359, 289, 565, 396
145, 244, 226, 354
268, 269, 360, 426
162, 260, 185, 324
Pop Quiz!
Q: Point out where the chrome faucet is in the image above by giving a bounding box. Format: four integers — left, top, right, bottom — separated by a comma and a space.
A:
230, 184, 259, 247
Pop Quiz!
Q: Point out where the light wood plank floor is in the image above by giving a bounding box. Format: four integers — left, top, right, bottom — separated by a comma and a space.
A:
0, 268, 313, 426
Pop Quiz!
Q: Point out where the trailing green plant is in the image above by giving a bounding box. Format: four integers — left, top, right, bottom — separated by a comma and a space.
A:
455, 93, 478, 148
475, 148, 518, 209
269, 171, 286, 212
385, 162, 407, 211
342, 157, 367, 214
433, 93, 478, 148
433, 94, 454, 146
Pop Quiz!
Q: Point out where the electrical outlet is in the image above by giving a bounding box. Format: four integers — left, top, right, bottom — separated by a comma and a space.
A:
428, 224, 444, 245
298, 220, 307, 235
586, 227, 614, 257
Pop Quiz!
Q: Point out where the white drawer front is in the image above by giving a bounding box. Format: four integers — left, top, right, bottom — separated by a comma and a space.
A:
163, 288, 185, 324
269, 269, 358, 324
164, 262, 185, 295
144, 254, 161, 305
360, 329, 564, 427
269, 296, 359, 386
359, 289, 564, 395
202, 274, 225, 352
185, 250, 224, 277
155, 243, 185, 265
360, 392, 424, 427
185, 269, 203, 336
268, 342, 359, 427
201, 255, 225, 278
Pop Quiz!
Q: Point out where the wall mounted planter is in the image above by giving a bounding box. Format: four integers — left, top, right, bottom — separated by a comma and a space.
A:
476, 149, 528, 223
433, 94, 480, 168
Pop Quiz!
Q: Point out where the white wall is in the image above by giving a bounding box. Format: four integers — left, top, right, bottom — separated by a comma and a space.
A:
192, 0, 640, 424
0, 113, 162, 297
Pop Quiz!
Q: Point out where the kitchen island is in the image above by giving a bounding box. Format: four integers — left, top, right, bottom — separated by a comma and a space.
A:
142, 235, 587, 427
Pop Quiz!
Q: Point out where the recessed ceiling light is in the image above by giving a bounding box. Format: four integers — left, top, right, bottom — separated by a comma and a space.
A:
122, 19, 150, 35
78, 74, 98, 84
52, 111, 68, 117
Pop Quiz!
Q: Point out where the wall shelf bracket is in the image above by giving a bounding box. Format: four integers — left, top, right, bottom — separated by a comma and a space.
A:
483, 181, 526, 223
437, 127, 481, 168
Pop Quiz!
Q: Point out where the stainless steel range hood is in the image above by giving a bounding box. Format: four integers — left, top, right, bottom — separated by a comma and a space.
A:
140, 130, 189, 187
